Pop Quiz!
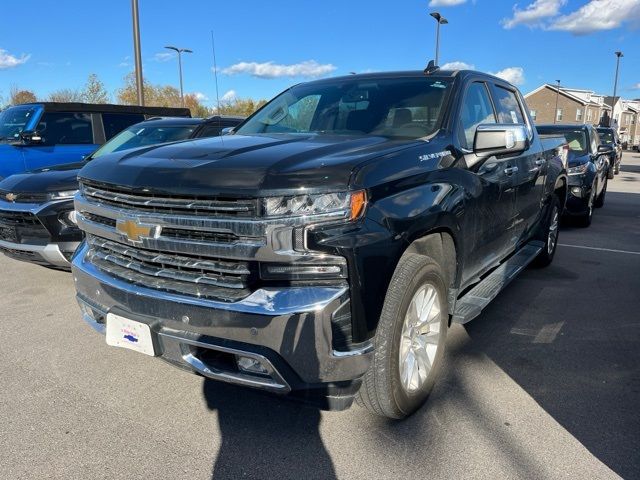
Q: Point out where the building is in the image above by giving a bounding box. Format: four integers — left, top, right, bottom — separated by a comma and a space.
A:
525, 85, 638, 148
524, 84, 611, 126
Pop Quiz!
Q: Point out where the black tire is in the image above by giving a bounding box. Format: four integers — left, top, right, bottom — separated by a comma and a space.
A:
357, 253, 448, 419
594, 177, 607, 208
532, 195, 560, 268
607, 165, 615, 179
577, 184, 595, 228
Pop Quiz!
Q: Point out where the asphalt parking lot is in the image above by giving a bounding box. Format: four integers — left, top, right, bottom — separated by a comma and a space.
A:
1, 154, 639, 480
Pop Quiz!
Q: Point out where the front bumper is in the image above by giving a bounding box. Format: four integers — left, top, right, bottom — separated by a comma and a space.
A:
72, 242, 373, 410
564, 177, 592, 216
0, 198, 81, 268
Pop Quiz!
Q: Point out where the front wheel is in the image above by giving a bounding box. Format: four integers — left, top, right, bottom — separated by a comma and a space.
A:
357, 253, 448, 419
577, 184, 595, 228
594, 177, 607, 208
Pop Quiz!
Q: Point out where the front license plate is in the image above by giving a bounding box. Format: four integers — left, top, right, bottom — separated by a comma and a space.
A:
106, 313, 156, 356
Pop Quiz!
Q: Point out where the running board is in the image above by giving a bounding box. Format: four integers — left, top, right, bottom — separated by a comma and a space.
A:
452, 241, 544, 324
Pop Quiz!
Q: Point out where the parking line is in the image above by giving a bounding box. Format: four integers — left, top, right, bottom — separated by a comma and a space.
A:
558, 244, 640, 256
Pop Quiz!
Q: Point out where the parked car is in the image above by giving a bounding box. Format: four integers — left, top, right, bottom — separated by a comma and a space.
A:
71, 69, 567, 418
596, 126, 622, 177
537, 124, 611, 227
0, 102, 191, 180
0, 115, 244, 268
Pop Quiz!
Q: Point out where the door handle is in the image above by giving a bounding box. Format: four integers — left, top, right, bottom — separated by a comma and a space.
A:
504, 166, 519, 175
535, 158, 546, 166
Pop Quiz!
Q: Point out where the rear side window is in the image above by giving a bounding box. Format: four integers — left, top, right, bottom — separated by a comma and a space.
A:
36, 112, 93, 145
491, 86, 525, 124
102, 113, 145, 140
459, 82, 496, 149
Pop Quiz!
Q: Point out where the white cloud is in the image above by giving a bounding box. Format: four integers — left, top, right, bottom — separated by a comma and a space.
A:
548, 0, 640, 34
502, 0, 566, 29
428, 0, 466, 6
632, 83, 640, 90
221, 90, 237, 102
153, 52, 174, 62
193, 92, 209, 102
440, 61, 475, 70
491, 67, 526, 85
222, 60, 336, 79
0, 48, 31, 69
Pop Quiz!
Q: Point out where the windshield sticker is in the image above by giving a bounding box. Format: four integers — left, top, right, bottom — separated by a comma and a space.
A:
419, 150, 451, 162
430, 82, 447, 89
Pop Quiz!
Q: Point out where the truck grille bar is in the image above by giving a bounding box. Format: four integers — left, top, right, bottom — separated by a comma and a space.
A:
81, 181, 260, 217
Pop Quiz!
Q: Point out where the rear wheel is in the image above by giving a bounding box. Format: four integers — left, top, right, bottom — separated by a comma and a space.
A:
532, 195, 560, 268
357, 253, 448, 419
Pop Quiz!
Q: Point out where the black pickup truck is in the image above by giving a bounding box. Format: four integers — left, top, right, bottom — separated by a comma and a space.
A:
71, 69, 567, 418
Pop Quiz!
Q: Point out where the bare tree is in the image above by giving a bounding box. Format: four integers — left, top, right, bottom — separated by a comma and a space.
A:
48, 88, 83, 102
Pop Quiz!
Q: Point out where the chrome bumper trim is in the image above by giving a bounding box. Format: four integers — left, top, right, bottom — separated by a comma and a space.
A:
0, 198, 72, 214
0, 238, 79, 267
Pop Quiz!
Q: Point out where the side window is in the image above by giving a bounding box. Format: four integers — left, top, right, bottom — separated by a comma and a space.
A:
102, 113, 145, 140
491, 85, 525, 124
459, 82, 496, 149
196, 124, 223, 138
590, 129, 598, 154
36, 112, 93, 145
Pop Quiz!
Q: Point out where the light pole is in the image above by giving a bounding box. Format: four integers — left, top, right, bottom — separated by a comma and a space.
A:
131, 0, 144, 106
429, 12, 448, 66
553, 79, 561, 124
611, 51, 623, 128
165, 46, 193, 107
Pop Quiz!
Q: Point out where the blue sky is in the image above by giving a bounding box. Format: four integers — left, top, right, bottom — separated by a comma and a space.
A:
1, 0, 639, 106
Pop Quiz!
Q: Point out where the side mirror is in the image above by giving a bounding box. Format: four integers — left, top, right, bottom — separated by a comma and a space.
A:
597, 144, 614, 154
10, 130, 43, 146
220, 127, 235, 136
473, 124, 529, 157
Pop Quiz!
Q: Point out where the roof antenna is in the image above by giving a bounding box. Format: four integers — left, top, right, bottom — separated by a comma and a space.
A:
424, 60, 439, 75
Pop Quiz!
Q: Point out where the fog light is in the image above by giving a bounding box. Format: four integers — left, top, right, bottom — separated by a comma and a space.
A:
570, 187, 583, 197
236, 356, 269, 375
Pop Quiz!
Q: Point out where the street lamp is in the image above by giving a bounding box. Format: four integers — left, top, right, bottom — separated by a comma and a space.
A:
553, 79, 561, 124
165, 45, 193, 107
611, 51, 624, 128
429, 12, 448, 66
131, 0, 144, 106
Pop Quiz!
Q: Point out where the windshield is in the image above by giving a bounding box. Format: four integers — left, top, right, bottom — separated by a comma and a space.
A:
91, 124, 197, 159
597, 130, 614, 144
562, 130, 588, 155
0, 105, 41, 142
236, 77, 452, 139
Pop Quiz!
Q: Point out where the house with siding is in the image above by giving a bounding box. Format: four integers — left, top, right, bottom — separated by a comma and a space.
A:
524, 84, 610, 126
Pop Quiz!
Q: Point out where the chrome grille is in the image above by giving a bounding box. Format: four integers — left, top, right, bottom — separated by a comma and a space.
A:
81, 181, 259, 217
86, 235, 255, 301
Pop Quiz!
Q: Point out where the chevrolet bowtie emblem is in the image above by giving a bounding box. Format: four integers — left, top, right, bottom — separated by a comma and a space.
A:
5, 193, 18, 202
115, 218, 158, 243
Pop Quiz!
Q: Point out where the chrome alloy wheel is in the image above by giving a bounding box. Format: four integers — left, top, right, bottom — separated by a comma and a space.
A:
399, 284, 442, 393
548, 206, 559, 255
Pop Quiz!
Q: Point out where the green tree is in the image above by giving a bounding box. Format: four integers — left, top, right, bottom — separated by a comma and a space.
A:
82, 73, 109, 103
215, 98, 267, 117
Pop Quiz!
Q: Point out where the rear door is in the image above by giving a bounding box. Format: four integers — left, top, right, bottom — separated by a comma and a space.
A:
457, 81, 517, 283
489, 84, 545, 242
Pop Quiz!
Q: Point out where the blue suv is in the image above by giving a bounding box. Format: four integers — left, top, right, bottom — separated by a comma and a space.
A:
0, 102, 190, 180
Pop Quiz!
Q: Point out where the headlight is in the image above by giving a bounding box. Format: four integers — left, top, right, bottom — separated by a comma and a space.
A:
567, 163, 589, 176
263, 190, 366, 221
47, 190, 78, 201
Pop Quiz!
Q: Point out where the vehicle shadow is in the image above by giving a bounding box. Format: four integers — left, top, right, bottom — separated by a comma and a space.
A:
462, 253, 640, 479
203, 380, 337, 480
619, 163, 640, 174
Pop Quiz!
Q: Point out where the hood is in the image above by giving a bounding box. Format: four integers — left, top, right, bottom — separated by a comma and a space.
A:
78, 134, 421, 196
0, 161, 83, 194
0, 143, 27, 180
